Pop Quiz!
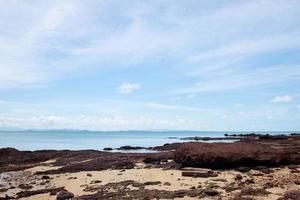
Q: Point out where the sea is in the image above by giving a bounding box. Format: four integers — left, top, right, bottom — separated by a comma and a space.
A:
0, 130, 294, 152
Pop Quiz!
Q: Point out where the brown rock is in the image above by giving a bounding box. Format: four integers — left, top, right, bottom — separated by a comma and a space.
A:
56, 190, 74, 200
182, 170, 218, 178
18, 184, 33, 190
174, 142, 300, 169
204, 189, 219, 196
277, 190, 300, 200
235, 174, 243, 181
240, 187, 270, 196
144, 181, 161, 186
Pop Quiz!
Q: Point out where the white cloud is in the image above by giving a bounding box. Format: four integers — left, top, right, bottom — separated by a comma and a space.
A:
0, 114, 207, 130
1, 0, 299, 90
271, 95, 293, 103
176, 65, 300, 93
118, 82, 141, 94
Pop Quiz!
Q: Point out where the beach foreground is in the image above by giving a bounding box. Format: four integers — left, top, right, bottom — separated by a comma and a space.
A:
0, 135, 300, 200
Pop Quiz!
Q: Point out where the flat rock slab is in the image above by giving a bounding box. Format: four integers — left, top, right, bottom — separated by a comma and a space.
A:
182, 171, 218, 178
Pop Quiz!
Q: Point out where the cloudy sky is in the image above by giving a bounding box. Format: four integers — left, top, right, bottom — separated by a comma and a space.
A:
0, 0, 300, 131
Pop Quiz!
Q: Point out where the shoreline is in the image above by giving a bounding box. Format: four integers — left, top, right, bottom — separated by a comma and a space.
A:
0, 134, 300, 199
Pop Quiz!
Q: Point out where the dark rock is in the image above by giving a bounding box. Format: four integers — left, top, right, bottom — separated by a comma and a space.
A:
90, 180, 102, 184
259, 168, 272, 174
87, 173, 92, 177
294, 180, 300, 185
182, 170, 218, 178
144, 181, 161, 186
224, 186, 239, 192
117, 146, 145, 150
174, 142, 300, 169
0, 188, 9, 192
245, 179, 255, 184
16, 187, 64, 198
163, 182, 171, 186
204, 189, 219, 196
288, 165, 299, 170
143, 157, 161, 164
41, 175, 50, 179
103, 147, 113, 151
277, 190, 300, 200
236, 167, 251, 173
18, 184, 33, 190
240, 187, 270, 196
56, 190, 74, 200
235, 174, 243, 180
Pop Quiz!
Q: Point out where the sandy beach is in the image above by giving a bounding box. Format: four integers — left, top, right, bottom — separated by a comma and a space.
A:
1, 134, 300, 200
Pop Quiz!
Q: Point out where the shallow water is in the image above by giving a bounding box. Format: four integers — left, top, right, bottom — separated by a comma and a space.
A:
0, 130, 291, 151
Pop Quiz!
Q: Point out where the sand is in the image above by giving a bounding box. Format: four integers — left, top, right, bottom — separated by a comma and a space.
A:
0, 163, 296, 200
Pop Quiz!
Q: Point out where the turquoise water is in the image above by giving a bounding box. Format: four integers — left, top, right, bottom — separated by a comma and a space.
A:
0, 130, 292, 151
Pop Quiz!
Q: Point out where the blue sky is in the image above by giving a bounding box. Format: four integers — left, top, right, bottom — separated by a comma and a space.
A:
0, 0, 300, 131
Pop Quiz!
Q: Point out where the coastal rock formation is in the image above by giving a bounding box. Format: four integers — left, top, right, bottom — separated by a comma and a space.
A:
174, 142, 300, 169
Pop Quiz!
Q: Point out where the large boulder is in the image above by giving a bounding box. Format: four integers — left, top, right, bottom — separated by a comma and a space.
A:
174, 142, 300, 169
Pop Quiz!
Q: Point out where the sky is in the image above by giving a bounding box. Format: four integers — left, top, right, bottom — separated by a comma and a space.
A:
0, 0, 300, 131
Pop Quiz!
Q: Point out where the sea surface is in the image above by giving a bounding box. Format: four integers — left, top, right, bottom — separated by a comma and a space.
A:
0, 130, 293, 151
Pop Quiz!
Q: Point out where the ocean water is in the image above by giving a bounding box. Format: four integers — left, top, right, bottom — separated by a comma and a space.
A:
0, 130, 292, 151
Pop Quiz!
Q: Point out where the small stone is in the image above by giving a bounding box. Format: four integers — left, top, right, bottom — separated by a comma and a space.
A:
235, 174, 243, 181
42, 175, 50, 180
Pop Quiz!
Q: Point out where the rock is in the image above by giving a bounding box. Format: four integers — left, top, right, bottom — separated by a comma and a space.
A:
240, 187, 270, 196
236, 167, 251, 173
288, 165, 299, 170
260, 168, 272, 174
294, 180, 300, 185
291, 170, 300, 173
143, 157, 161, 164
90, 180, 102, 184
235, 174, 243, 180
277, 190, 300, 200
245, 179, 255, 184
224, 186, 239, 192
87, 173, 92, 177
16, 187, 65, 198
41, 175, 50, 179
0, 188, 9, 192
144, 181, 161, 186
204, 189, 219, 196
163, 182, 171, 186
18, 184, 33, 190
174, 142, 300, 169
117, 146, 145, 150
182, 170, 218, 178
212, 178, 227, 182
103, 147, 113, 151
56, 190, 74, 200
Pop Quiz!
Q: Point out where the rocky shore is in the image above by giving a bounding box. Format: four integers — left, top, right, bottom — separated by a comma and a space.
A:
0, 134, 300, 199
